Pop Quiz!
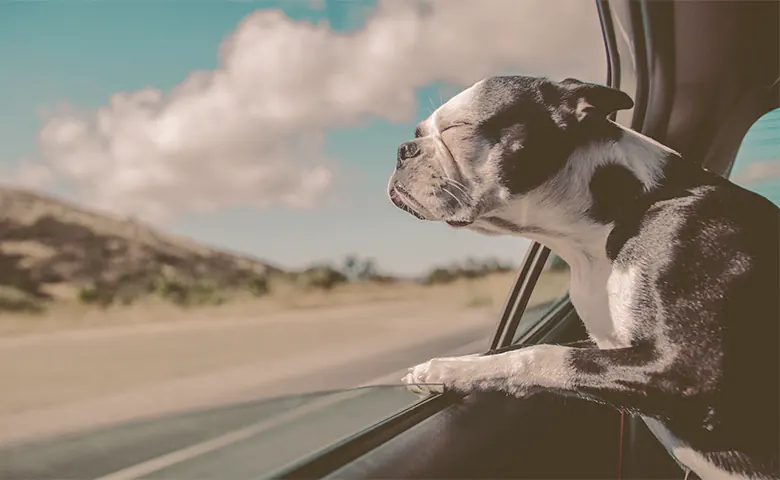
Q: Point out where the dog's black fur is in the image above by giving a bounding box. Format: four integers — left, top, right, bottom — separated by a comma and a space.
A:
391, 76, 780, 478
588, 157, 780, 476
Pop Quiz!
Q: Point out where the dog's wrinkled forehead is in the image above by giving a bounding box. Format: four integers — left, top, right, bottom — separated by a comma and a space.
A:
433, 76, 561, 127
418, 75, 635, 196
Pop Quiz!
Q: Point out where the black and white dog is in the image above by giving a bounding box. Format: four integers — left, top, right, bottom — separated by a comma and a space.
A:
387, 76, 779, 479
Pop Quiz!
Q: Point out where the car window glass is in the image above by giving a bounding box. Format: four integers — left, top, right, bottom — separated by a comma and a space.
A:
511, 253, 571, 344
729, 108, 780, 206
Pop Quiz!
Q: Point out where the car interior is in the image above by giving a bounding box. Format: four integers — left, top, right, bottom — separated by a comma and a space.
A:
273, 1, 780, 478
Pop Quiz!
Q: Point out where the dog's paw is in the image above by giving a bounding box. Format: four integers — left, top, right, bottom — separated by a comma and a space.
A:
401, 356, 481, 397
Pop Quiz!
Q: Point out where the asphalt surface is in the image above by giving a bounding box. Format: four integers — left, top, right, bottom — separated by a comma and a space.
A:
1, 303, 497, 444
0, 322, 491, 480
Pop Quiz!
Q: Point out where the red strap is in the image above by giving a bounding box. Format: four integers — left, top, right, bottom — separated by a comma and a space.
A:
618, 408, 626, 479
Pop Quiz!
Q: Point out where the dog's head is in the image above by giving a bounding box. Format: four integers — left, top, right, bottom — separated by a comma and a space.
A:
387, 76, 634, 233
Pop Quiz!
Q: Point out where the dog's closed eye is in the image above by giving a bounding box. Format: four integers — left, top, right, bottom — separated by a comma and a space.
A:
441, 123, 472, 133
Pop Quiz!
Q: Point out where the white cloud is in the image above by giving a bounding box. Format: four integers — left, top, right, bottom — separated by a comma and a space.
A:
732, 160, 780, 186
15, 0, 606, 222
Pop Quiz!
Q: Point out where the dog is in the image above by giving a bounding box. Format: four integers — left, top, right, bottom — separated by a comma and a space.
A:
387, 76, 779, 479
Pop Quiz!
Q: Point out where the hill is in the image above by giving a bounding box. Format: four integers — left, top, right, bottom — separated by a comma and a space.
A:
0, 187, 280, 311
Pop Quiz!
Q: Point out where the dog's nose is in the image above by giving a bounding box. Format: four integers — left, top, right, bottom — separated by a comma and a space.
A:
397, 141, 420, 168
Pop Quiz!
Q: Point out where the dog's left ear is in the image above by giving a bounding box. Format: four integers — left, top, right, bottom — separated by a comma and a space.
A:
559, 78, 634, 121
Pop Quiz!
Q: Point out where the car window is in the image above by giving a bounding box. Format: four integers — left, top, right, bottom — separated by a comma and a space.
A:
509, 253, 571, 344
0, 386, 420, 480
0, 1, 607, 477
729, 108, 780, 206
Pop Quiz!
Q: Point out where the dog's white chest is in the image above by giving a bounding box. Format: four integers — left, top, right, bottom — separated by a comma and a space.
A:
568, 259, 635, 349
605, 265, 641, 346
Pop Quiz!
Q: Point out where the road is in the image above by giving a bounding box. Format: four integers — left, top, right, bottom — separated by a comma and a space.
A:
0, 301, 497, 449
0, 336, 488, 480
0, 302, 496, 479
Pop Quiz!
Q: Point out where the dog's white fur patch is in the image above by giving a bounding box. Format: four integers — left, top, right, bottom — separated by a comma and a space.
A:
607, 264, 640, 347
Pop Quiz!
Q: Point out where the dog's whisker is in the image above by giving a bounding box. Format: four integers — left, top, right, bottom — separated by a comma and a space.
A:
444, 184, 470, 204
443, 178, 472, 202
445, 177, 469, 193
441, 185, 465, 208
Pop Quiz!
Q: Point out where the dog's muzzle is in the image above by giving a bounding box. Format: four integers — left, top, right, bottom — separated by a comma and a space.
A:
389, 184, 426, 220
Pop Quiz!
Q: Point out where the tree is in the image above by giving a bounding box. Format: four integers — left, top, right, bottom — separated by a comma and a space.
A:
356, 257, 378, 281
342, 255, 361, 282
342, 255, 379, 282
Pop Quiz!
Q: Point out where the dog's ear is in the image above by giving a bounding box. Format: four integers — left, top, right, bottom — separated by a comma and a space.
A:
559, 78, 634, 120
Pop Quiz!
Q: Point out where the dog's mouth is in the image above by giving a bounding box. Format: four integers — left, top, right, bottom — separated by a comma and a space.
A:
389, 185, 427, 220
445, 220, 473, 228
390, 185, 475, 227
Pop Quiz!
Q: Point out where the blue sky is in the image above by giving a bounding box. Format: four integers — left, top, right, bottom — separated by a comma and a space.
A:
731, 109, 780, 204
1, 0, 777, 276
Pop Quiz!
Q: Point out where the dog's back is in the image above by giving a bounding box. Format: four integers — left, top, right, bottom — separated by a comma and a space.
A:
607, 157, 779, 476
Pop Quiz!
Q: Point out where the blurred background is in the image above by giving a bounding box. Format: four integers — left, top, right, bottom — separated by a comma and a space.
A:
0, 0, 776, 476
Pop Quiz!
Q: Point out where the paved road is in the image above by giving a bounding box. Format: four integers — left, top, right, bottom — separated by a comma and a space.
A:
0, 320, 491, 480
0, 302, 498, 478
1, 302, 495, 444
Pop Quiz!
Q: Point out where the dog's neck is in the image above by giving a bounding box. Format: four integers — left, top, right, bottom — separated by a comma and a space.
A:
490, 122, 674, 260
480, 123, 677, 347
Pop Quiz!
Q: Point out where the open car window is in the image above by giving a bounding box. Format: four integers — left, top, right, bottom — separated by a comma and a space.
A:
1, 1, 624, 479
508, 253, 570, 345
0, 386, 421, 480
729, 108, 780, 206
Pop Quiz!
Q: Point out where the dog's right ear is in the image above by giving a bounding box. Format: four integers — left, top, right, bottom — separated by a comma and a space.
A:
559, 78, 634, 121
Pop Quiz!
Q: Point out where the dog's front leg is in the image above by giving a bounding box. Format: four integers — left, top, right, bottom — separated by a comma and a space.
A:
403, 345, 575, 397
404, 343, 683, 414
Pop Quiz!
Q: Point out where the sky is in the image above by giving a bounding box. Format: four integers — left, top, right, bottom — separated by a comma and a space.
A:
0, 0, 777, 276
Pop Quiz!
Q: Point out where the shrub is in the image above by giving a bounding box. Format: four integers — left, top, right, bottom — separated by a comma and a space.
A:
422, 267, 458, 286
77, 283, 114, 307
0, 287, 45, 313
154, 276, 225, 307
297, 265, 348, 290
246, 274, 270, 297
421, 257, 514, 285
154, 276, 190, 306
188, 280, 224, 306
